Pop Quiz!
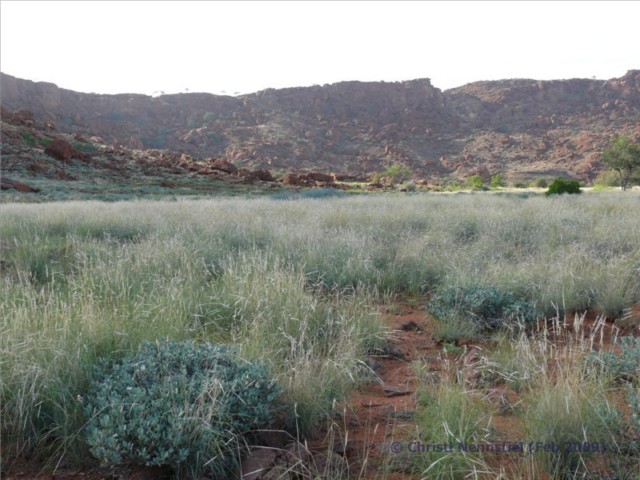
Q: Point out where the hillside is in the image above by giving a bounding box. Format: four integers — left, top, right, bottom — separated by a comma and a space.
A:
1, 70, 640, 182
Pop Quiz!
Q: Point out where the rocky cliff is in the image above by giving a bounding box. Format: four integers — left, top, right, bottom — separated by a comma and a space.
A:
2, 70, 639, 181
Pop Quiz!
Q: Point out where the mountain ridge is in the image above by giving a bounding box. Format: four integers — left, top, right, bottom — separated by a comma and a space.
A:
1, 70, 639, 181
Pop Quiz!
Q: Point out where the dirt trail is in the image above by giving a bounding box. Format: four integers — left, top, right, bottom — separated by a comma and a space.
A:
307, 302, 442, 479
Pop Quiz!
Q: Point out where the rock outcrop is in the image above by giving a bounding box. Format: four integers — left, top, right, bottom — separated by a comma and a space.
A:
44, 138, 74, 162
2, 70, 639, 181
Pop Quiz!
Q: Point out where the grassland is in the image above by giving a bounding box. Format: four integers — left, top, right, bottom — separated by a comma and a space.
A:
1, 190, 639, 478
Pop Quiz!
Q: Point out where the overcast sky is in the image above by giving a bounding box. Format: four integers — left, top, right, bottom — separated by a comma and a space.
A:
1, 1, 638, 96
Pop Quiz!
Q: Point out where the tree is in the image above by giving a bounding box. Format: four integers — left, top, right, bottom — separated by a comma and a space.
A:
601, 135, 640, 191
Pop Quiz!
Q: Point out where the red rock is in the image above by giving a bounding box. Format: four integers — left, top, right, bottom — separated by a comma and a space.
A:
210, 158, 238, 175
331, 173, 366, 182
44, 138, 74, 162
306, 172, 334, 183
0, 178, 41, 192
15, 110, 35, 124
244, 169, 274, 182
283, 173, 301, 186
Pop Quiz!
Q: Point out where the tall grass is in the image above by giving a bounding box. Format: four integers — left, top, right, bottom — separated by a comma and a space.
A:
1, 191, 639, 469
469, 313, 633, 479
411, 360, 493, 479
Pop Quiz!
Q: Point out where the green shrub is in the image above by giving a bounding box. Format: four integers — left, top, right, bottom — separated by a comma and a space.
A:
428, 285, 541, 332
465, 175, 484, 190
545, 178, 582, 196
84, 340, 281, 477
379, 163, 412, 183
20, 131, 38, 147
445, 180, 462, 191
490, 174, 505, 188
587, 336, 640, 383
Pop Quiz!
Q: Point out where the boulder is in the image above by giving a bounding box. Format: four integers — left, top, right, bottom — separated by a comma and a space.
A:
244, 169, 274, 182
211, 158, 238, 175
0, 178, 41, 192
331, 172, 367, 182
306, 172, 334, 183
44, 138, 74, 162
283, 173, 301, 186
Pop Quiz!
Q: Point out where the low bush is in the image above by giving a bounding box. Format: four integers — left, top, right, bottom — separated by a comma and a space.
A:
465, 175, 485, 190
545, 178, 582, 196
490, 174, 505, 188
428, 285, 541, 332
531, 178, 548, 188
587, 336, 640, 383
84, 340, 281, 477
380, 163, 412, 183
20, 131, 38, 147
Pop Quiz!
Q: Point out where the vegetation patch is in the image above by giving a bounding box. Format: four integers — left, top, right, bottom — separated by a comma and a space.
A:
545, 177, 582, 195
1, 193, 639, 478
428, 285, 541, 333
587, 336, 640, 383
85, 340, 281, 477
408, 373, 492, 477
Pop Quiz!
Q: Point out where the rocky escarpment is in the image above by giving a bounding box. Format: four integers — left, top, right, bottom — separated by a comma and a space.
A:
2, 70, 639, 181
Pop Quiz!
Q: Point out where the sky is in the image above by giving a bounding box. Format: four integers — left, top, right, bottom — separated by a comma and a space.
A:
1, 1, 638, 97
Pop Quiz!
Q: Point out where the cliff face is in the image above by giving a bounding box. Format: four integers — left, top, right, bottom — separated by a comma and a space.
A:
2, 70, 639, 180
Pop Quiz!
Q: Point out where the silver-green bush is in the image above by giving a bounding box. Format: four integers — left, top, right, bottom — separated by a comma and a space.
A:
84, 340, 281, 477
